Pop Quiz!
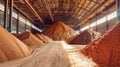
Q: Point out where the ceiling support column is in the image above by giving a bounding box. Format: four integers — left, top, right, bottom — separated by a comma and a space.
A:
16, 12, 19, 34
117, 0, 120, 22
8, 0, 13, 32
3, 0, 8, 29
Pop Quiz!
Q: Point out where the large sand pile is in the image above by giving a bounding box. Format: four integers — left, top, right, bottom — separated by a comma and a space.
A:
69, 30, 100, 45
81, 23, 120, 66
43, 21, 77, 41
16, 32, 44, 46
34, 33, 53, 43
0, 26, 31, 62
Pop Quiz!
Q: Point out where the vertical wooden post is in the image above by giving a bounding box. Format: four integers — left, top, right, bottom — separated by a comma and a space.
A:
8, 0, 13, 32
95, 14, 98, 32
24, 24, 26, 32
16, 12, 19, 34
3, 0, 8, 29
106, 15, 109, 31
117, 0, 120, 22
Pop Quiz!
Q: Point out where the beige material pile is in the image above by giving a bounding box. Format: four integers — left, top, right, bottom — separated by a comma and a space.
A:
69, 30, 100, 45
34, 33, 53, 43
81, 23, 120, 66
43, 21, 77, 41
0, 42, 71, 67
0, 26, 32, 62
0, 41, 97, 67
16, 32, 44, 46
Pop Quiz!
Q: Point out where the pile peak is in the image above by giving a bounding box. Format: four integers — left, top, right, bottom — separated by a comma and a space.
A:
13, 32, 44, 46
54, 21, 67, 26
55, 21, 63, 24
43, 21, 77, 41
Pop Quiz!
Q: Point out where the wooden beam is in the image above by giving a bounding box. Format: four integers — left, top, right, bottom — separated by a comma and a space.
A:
13, 5, 34, 22
75, 1, 92, 18
39, 12, 75, 14
71, 0, 81, 13
63, 0, 67, 16
73, 0, 99, 18
72, 0, 87, 17
81, 0, 113, 22
76, 0, 114, 27
41, 0, 54, 22
66, 0, 74, 16
77, 2, 97, 20
14, 0, 25, 4
23, 0, 44, 23
89, 0, 99, 4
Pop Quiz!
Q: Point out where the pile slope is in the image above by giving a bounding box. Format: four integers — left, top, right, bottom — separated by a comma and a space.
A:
43, 21, 77, 41
69, 30, 100, 44
0, 26, 31, 62
12, 33, 20, 37
81, 23, 120, 66
17, 32, 44, 46
34, 33, 53, 43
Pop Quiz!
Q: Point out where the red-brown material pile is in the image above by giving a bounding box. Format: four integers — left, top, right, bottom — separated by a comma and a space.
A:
69, 30, 100, 45
0, 26, 32, 62
43, 21, 77, 41
16, 32, 44, 46
34, 33, 53, 43
81, 23, 120, 66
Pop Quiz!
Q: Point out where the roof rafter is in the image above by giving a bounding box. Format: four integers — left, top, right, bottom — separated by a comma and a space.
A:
75, 0, 115, 28
23, 0, 44, 23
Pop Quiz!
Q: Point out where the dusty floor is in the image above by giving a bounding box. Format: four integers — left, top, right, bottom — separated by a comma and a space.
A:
0, 41, 97, 67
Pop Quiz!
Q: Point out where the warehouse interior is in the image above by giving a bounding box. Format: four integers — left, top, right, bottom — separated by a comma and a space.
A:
0, 0, 120, 67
